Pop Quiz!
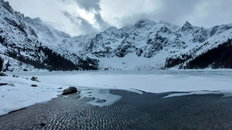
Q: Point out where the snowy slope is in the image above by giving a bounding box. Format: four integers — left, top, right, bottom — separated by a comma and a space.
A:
24, 17, 70, 47
0, 0, 98, 71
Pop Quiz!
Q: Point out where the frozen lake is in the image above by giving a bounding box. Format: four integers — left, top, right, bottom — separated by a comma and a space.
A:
10, 70, 232, 93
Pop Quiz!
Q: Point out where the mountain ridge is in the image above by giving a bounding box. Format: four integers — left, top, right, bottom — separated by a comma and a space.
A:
0, 0, 232, 71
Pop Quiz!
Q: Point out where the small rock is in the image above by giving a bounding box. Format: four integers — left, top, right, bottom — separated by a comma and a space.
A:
96, 99, 106, 103
23, 69, 28, 72
0, 83, 8, 86
13, 75, 19, 78
31, 84, 38, 87
62, 87, 78, 95
58, 87, 62, 89
31, 77, 38, 82
39, 122, 47, 127
0, 73, 7, 76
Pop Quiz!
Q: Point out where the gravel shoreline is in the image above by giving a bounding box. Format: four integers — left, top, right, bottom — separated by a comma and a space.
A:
0, 89, 232, 130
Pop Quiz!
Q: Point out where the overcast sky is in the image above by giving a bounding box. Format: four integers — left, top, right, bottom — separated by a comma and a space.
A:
7, 0, 232, 36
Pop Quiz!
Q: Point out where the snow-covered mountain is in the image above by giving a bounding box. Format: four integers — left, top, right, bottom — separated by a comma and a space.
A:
0, 0, 232, 71
63, 20, 232, 70
0, 0, 98, 71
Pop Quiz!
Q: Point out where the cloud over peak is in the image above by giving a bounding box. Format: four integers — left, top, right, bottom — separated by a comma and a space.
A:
7, 0, 232, 36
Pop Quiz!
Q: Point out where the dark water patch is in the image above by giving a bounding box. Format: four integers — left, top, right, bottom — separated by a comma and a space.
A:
0, 90, 232, 130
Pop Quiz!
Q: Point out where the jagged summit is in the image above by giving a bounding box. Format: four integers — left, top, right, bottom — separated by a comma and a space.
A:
181, 21, 193, 31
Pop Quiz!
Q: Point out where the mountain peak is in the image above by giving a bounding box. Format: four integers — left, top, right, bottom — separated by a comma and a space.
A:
181, 21, 193, 31
184, 21, 192, 27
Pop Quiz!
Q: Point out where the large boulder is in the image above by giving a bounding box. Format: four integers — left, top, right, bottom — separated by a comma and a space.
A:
62, 87, 78, 95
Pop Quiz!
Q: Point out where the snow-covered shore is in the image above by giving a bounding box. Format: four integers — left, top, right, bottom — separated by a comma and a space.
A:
0, 76, 63, 116
0, 74, 122, 116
